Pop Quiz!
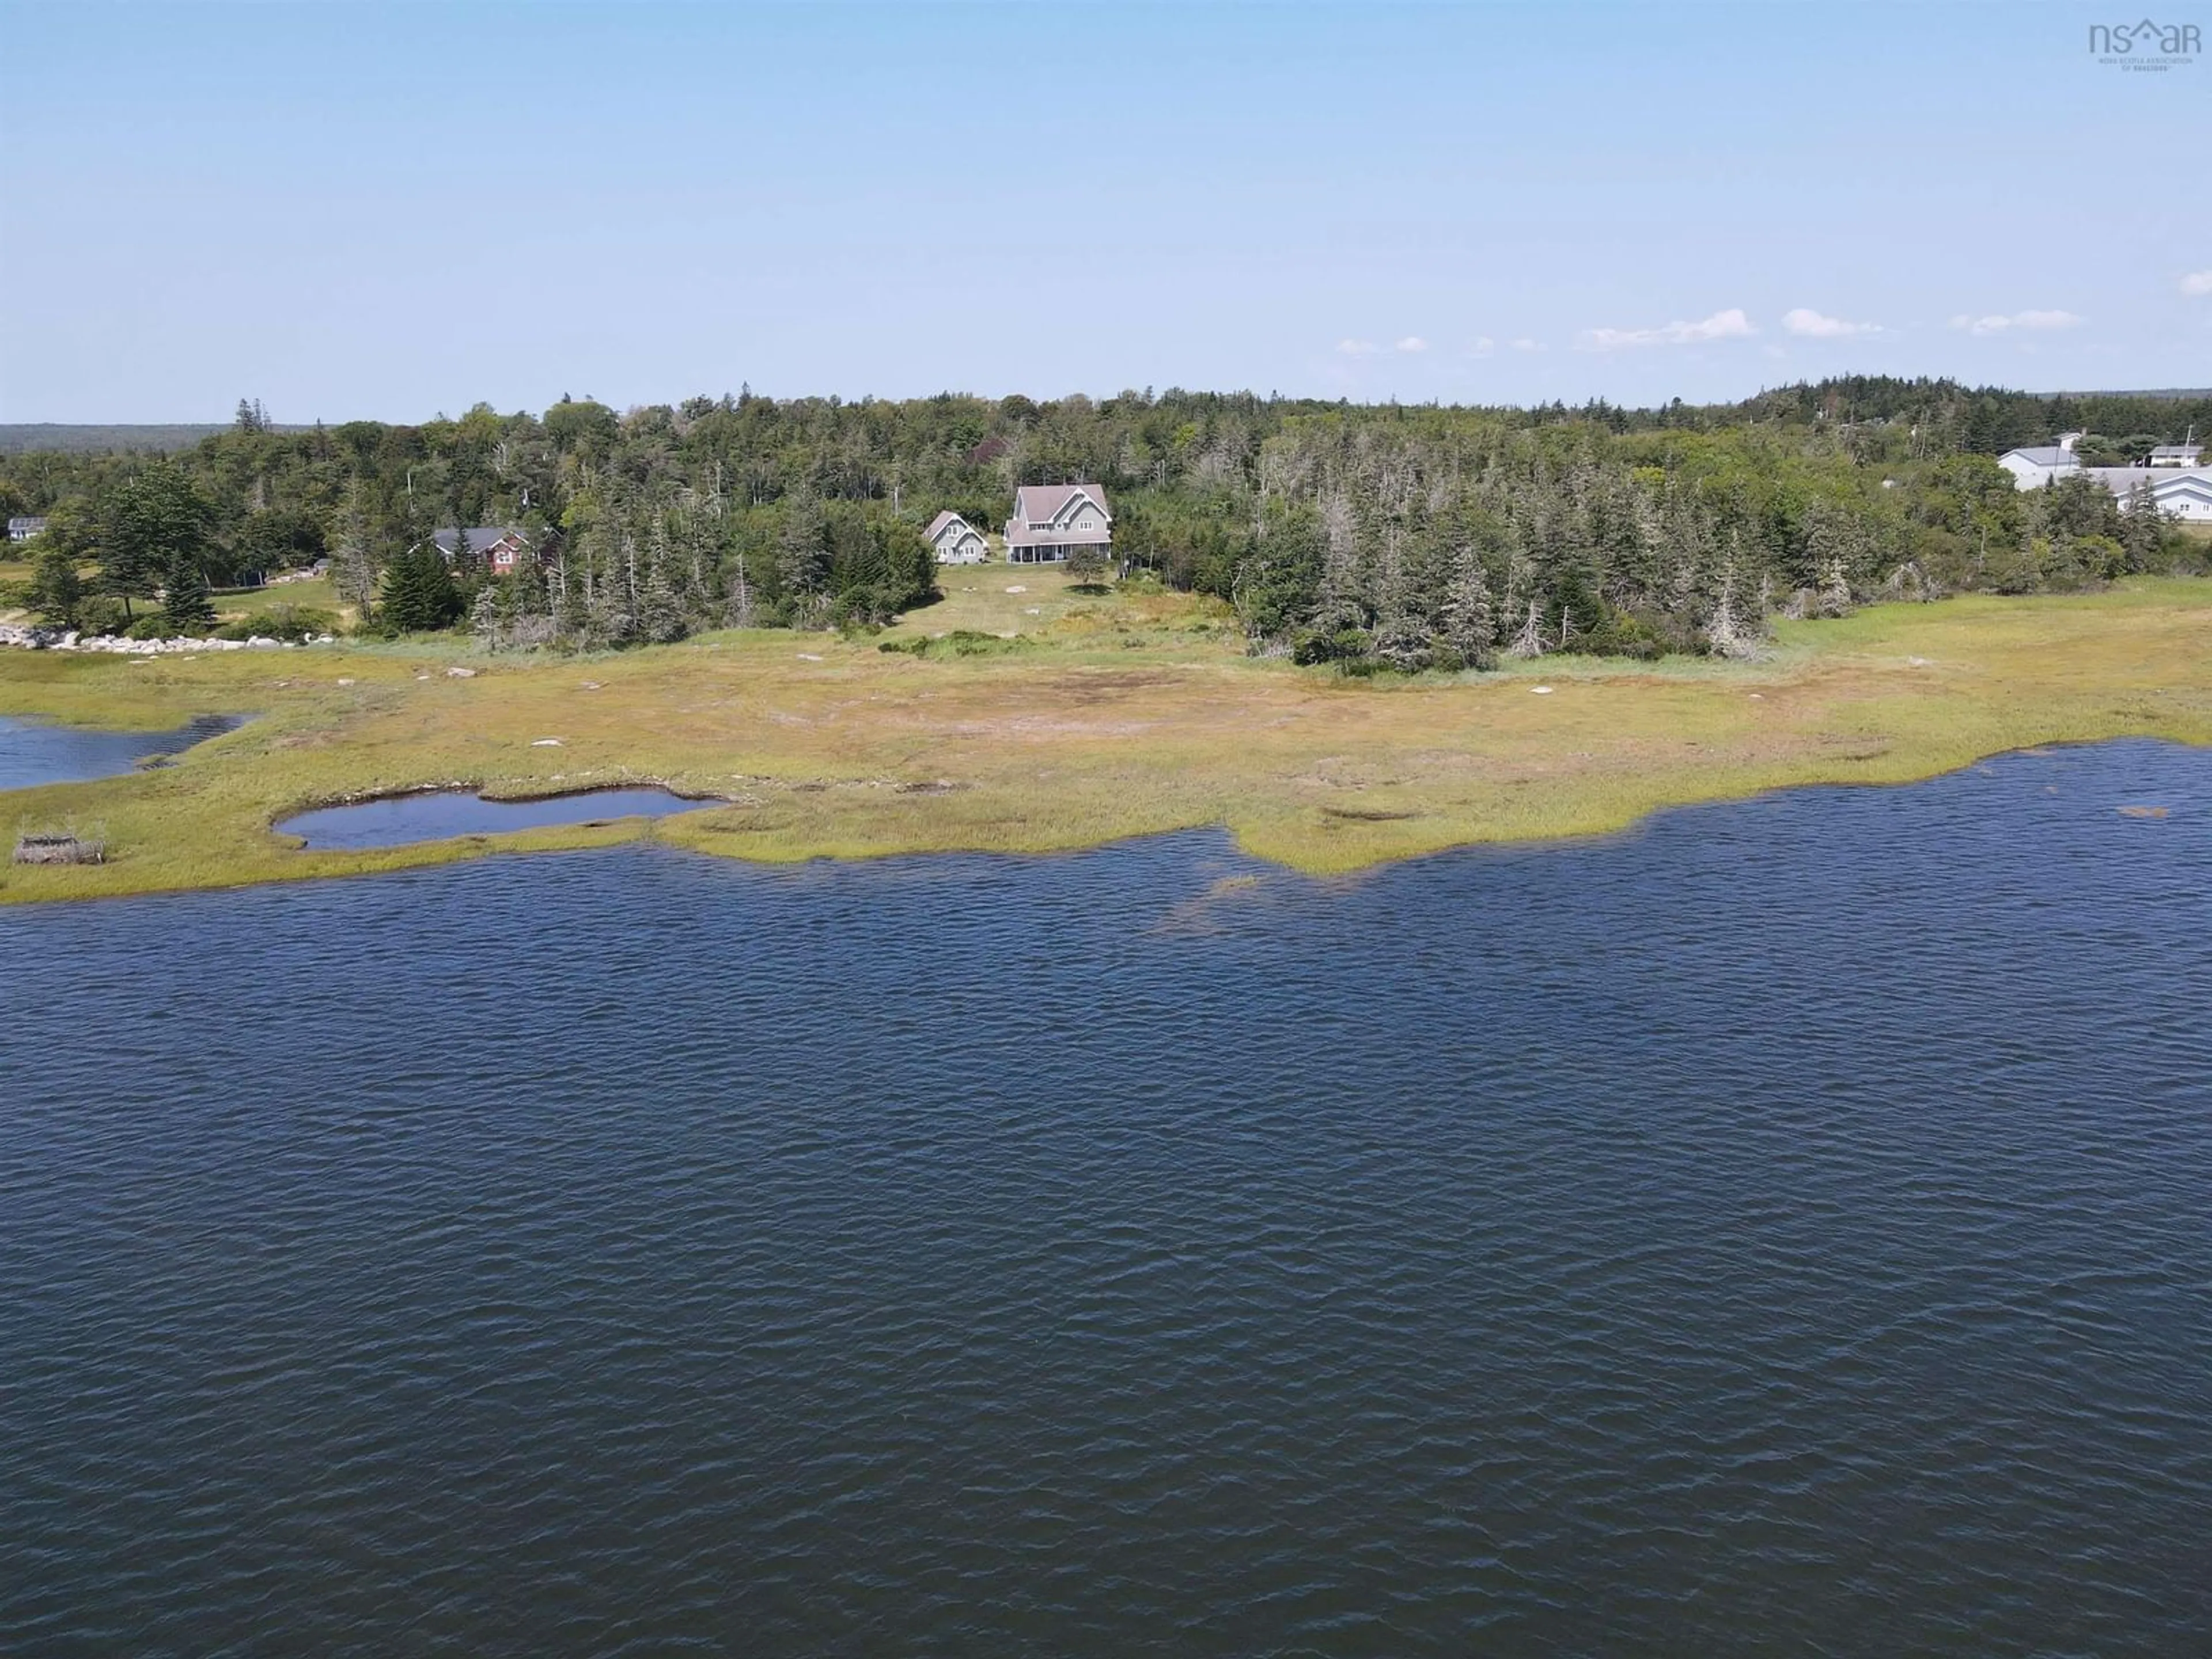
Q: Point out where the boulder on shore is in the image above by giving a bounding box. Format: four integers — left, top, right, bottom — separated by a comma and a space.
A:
2, 626, 341, 654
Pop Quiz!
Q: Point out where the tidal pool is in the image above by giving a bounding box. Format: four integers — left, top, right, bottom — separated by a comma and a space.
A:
276, 785, 715, 849
0, 713, 243, 791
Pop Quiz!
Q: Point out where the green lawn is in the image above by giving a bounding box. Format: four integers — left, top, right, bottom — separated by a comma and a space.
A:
214, 575, 347, 624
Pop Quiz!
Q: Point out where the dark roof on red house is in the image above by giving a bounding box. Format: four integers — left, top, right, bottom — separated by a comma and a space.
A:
431, 527, 529, 558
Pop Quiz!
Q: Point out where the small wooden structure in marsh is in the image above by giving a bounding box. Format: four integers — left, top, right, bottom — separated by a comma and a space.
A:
13, 825, 107, 865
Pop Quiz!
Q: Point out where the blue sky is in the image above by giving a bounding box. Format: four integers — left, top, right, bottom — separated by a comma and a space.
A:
1, 1, 2204, 421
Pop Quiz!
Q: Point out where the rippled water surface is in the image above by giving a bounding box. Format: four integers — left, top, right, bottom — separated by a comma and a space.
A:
278, 785, 714, 849
4, 741, 2209, 1656
0, 712, 241, 790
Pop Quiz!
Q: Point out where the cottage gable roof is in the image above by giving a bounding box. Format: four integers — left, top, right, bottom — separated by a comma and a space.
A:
926, 510, 976, 539
1013, 483, 1111, 525
2001, 447, 2080, 468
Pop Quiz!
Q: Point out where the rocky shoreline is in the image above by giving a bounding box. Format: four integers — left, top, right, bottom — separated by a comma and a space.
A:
0, 623, 336, 655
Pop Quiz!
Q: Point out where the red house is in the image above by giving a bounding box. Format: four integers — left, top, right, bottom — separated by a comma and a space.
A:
429, 526, 537, 574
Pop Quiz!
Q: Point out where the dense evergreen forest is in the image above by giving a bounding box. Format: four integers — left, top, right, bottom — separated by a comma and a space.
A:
3, 379, 2205, 666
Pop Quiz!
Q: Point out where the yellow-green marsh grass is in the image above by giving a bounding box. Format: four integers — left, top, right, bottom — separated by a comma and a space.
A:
3, 577, 2208, 903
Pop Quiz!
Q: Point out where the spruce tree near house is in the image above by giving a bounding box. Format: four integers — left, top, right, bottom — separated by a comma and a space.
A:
423, 542, 465, 629
444, 499, 480, 592
376, 547, 422, 631
507, 543, 550, 630
160, 547, 216, 633
378, 540, 464, 633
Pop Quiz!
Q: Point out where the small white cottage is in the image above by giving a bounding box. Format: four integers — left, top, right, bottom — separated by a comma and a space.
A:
926, 510, 989, 564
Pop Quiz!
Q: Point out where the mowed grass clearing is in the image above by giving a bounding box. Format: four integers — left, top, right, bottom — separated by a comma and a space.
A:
2, 575, 2208, 903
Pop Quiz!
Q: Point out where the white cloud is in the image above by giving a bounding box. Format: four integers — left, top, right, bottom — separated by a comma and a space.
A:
1468, 336, 1496, 357
1394, 336, 1429, 354
2182, 270, 2212, 297
1949, 309, 2082, 336
1783, 306, 1884, 339
1335, 338, 1379, 358
1578, 308, 1755, 351
1509, 337, 1545, 353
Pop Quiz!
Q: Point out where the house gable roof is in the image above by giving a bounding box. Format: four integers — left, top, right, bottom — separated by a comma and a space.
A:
926, 510, 980, 540
431, 526, 529, 557
1012, 483, 1111, 525
1999, 447, 2080, 468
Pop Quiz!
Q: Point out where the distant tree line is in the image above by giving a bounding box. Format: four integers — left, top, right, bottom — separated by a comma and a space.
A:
1, 378, 2202, 662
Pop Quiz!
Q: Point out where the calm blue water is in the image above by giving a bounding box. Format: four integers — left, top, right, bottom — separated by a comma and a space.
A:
0, 713, 241, 790
278, 786, 714, 849
3, 740, 2209, 1656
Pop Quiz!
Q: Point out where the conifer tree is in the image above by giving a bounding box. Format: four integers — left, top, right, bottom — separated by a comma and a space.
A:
160, 547, 215, 633
102, 461, 210, 623
28, 544, 85, 629
378, 540, 462, 632
470, 585, 500, 648
509, 540, 550, 619
1369, 534, 1430, 670
2120, 479, 2165, 572
1308, 491, 1369, 638
639, 555, 686, 643
1440, 541, 1497, 668
377, 547, 422, 631
775, 490, 829, 600
329, 494, 378, 620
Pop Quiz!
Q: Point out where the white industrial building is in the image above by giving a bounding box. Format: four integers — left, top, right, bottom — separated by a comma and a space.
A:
1997, 432, 2212, 521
